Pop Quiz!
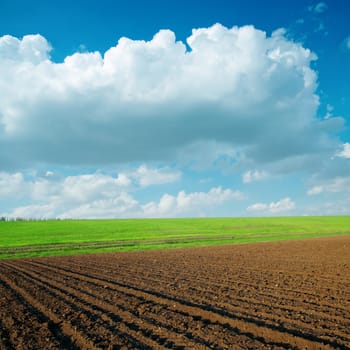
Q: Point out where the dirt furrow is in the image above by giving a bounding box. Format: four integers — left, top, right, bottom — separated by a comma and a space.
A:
0, 271, 76, 350
29, 260, 342, 349
110, 270, 350, 325
4, 261, 210, 350
37, 259, 350, 344
2, 262, 148, 349
151, 282, 350, 334
26, 260, 268, 349
1, 236, 349, 349
81, 253, 350, 300
0, 269, 86, 349
27, 261, 285, 348
65, 258, 350, 315
0, 319, 14, 350
27, 262, 279, 349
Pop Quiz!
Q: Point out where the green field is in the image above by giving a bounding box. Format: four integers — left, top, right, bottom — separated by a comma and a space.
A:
0, 216, 349, 259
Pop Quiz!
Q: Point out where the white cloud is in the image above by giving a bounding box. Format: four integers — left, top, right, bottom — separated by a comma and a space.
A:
60, 173, 131, 202
0, 172, 25, 197
336, 143, 350, 159
308, 2, 328, 13
242, 170, 268, 183
115, 173, 132, 187
305, 198, 350, 215
246, 202, 268, 212
0, 34, 51, 63
30, 178, 60, 201
315, 2, 328, 13
307, 176, 350, 195
0, 171, 132, 217
143, 187, 244, 217
1, 171, 244, 219
247, 197, 296, 214
6, 204, 57, 220
324, 103, 333, 119
1, 24, 347, 219
3, 192, 139, 220
45, 171, 54, 177
58, 193, 139, 219
307, 186, 323, 195
130, 165, 181, 186
0, 24, 339, 175
25, 173, 131, 203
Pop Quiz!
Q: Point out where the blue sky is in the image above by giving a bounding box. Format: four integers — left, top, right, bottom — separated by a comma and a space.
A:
0, 0, 349, 218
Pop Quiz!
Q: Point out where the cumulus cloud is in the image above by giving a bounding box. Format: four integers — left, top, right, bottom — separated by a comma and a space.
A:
59, 173, 132, 202
5, 204, 57, 220
0, 172, 26, 197
0, 164, 180, 204
59, 193, 139, 219
0, 172, 131, 201
0, 24, 341, 174
1, 165, 238, 218
0, 169, 137, 218
247, 197, 296, 214
336, 143, 350, 159
1, 173, 243, 218
242, 170, 268, 183
307, 176, 350, 195
0, 34, 51, 63
143, 187, 244, 217
129, 165, 181, 186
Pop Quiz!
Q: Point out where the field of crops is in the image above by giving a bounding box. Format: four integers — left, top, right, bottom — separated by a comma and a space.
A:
1, 216, 350, 259
1, 235, 349, 349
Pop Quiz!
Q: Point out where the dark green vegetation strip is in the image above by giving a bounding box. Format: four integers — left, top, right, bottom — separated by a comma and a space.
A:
0, 216, 349, 259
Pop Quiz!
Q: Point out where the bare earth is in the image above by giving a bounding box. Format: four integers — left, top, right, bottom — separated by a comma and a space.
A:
0, 235, 349, 350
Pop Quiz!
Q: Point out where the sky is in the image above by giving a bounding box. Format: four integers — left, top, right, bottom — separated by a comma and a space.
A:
0, 0, 349, 219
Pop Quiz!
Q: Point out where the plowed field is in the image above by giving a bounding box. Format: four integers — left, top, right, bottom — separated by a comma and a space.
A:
1, 236, 349, 350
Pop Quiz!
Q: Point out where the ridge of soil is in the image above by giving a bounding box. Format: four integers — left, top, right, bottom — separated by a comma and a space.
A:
1, 235, 349, 349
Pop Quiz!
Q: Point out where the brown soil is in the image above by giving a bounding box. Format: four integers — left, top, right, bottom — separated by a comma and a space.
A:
0, 236, 349, 350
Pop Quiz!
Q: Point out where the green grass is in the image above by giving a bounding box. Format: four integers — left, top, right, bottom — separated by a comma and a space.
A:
0, 216, 349, 259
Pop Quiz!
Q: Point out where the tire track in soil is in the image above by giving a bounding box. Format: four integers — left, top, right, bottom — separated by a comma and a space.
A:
3, 261, 209, 350
35, 259, 350, 348
29, 260, 340, 349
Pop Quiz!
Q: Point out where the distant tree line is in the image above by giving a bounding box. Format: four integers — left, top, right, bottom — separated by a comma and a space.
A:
0, 217, 63, 222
